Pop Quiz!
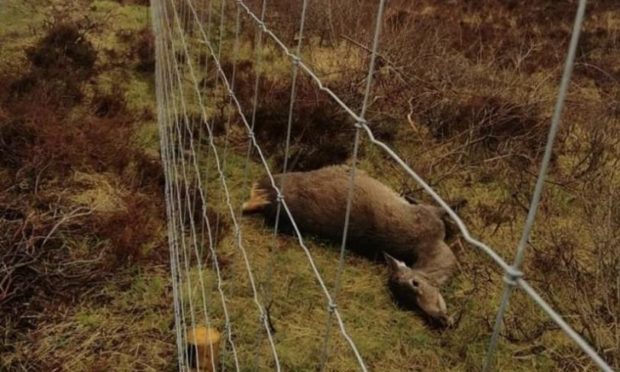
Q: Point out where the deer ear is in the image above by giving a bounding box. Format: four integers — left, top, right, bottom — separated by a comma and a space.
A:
384, 252, 407, 273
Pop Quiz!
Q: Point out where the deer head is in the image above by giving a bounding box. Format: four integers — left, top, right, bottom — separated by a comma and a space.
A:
384, 253, 453, 327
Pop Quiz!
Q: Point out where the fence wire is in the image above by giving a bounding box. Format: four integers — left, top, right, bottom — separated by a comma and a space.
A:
151, 0, 614, 370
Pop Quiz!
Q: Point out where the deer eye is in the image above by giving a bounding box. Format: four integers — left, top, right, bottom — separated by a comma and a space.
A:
411, 279, 420, 288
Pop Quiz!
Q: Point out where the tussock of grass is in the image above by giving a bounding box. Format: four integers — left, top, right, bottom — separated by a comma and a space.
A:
28, 269, 174, 371
70, 172, 128, 213
2, 0, 618, 371
0, 1, 171, 370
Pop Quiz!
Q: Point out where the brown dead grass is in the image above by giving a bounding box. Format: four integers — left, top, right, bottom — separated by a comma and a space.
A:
0, 15, 168, 370
236, 0, 619, 369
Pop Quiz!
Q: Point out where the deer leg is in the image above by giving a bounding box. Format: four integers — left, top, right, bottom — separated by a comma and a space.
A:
241, 184, 271, 214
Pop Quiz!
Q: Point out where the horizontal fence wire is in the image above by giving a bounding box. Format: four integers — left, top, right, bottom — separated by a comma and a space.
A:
482, 0, 605, 370
165, 0, 283, 369
159, 4, 199, 369
183, 0, 368, 368
155, 0, 244, 370
159, 4, 215, 371
319, 0, 387, 370
151, 0, 615, 370
152, 3, 186, 368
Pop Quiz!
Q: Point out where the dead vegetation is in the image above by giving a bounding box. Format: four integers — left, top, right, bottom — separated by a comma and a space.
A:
212, 57, 396, 172
233, 0, 619, 369
1, 0, 618, 370
0, 13, 168, 370
132, 27, 156, 73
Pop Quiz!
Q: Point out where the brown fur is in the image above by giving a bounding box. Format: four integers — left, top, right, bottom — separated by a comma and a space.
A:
242, 185, 271, 212
242, 165, 457, 326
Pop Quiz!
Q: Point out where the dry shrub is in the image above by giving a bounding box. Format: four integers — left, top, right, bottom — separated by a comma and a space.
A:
563, 119, 620, 182
527, 188, 620, 368
60, 115, 133, 173
420, 95, 545, 155
132, 28, 156, 73
0, 30, 133, 179
0, 196, 104, 332
220, 59, 395, 172
0, 176, 163, 363
114, 0, 150, 5
92, 86, 127, 118
0, 15, 166, 358
575, 26, 620, 95
131, 151, 166, 191
7, 75, 38, 100
251, 0, 376, 46
9, 70, 84, 106
0, 116, 36, 169
4, 21, 97, 108
378, 0, 616, 74
23, 22, 97, 104
2, 98, 135, 178
249, 76, 355, 171
1, 19, 103, 312
26, 23, 97, 78
92, 194, 164, 266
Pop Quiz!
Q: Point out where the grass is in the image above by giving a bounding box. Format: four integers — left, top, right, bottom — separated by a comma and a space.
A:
168, 143, 555, 370
1, 0, 618, 371
29, 268, 174, 371
0, 0, 172, 371
166, 2, 618, 370
0, 3, 46, 67
69, 172, 128, 213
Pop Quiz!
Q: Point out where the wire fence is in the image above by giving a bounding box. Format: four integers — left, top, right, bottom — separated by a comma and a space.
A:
151, 0, 614, 370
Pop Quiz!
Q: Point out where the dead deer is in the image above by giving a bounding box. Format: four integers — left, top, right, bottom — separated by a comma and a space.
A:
242, 165, 457, 327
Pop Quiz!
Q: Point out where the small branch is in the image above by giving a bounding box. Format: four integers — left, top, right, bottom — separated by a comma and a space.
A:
40, 207, 93, 249
340, 34, 434, 89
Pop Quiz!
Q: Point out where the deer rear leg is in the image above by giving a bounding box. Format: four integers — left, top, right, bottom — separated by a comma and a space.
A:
241, 183, 271, 214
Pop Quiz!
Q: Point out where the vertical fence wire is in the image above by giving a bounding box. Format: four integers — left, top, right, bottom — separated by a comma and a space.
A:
159, 2, 199, 368
239, 0, 269, 220
166, 36, 208, 372
252, 0, 312, 366
204, 0, 227, 283
483, 0, 593, 370
163, 1, 222, 369
238, 4, 271, 356
167, 0, 282, 369
184, 0, 369, 368
152, 2, 186, 369
237, 0, 271, 366
267, 0, 310, 325
152, 0, 615, 370
219, 5, 242, 174
158, 0, 241, 370
199, 0, 224, 262
211, 4, 242, 265
195, 0, 216, 272
169, 0, 244, 370
318, 0, 386, 370
194, 0, 213, 265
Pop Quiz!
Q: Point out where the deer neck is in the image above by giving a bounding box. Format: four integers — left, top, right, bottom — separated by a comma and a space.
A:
411, 241, 456, 285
